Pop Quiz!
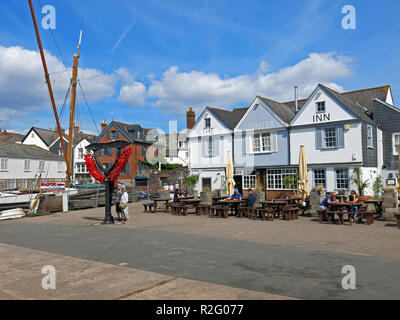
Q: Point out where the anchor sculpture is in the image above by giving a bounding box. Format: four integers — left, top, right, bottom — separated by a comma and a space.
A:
85, 141, 131, 224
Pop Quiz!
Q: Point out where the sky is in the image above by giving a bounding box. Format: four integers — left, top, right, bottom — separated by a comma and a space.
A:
0, 0, 399, 135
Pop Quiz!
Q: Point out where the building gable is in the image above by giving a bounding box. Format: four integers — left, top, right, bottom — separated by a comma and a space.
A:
22, 128, 50, 150
235, 97, 287, 132
187, 108, 231, 138
290, 85, 358, 126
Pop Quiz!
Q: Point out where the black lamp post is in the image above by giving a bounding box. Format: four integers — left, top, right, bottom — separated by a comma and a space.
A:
86, 140, 130, 224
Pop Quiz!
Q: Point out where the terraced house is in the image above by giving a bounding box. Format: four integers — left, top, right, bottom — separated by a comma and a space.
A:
188, 84, 398, 198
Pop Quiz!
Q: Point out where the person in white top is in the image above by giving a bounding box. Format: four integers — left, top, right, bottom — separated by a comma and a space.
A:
120, 185, 129, 223
163, 183, 169, 190
169, 183, 175, 200
175, 181, 180, 190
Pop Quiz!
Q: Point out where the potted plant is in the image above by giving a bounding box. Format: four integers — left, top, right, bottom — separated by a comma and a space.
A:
381, 187, 398, 222
309, 185, 325, 217
200, 186, 212, 205
254, 184, 265, 206
185, 175, 199, 197
372, 176, 384, 199
351, 167, 370, 197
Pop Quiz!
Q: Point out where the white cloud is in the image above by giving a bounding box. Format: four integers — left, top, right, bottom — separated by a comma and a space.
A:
118, 82, 146, 106
118, 52, 353, 112
0, 46, 116, 112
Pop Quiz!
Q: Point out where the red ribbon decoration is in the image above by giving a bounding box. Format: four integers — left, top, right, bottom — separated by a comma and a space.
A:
84, 146, 132, 184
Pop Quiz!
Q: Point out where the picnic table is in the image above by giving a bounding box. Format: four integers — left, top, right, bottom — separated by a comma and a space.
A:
179, 199, 202, 215
218, 199, 246, 216
153, 198, 171, 212
261, 201, 287, 219
327, 202, 363, 225
364, 199, 383, 217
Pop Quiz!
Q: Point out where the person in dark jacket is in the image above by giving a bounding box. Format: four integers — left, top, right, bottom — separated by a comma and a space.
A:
247, 189, 257, 208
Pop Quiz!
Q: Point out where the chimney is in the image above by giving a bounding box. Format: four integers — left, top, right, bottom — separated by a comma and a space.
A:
186, 108, 195, 130
73, 123, 80, 137
101, 120, 107, 132
294, 86, 299, 112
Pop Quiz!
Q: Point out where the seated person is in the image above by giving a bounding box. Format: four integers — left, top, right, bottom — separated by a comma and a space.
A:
246, 188, 257, 208
229, 189, 242, 201
347, 190, 359, 220
319, 192, 339, 210
173, 188, 183, 203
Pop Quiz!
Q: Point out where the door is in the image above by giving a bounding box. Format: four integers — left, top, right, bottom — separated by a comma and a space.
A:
234, 175, 243, 195
202, 178, 212, 192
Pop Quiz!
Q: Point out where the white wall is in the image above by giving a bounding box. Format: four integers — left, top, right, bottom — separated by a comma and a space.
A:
291, 88, 357, 126
290, 123, 363, 165
190, 168, 226, 194
189, 133, 232, 169
0, 157, 65, 180
23, 130, 49, 150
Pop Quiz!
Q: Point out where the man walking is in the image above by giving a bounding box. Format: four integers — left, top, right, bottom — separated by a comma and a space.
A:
115, 182, 123, 221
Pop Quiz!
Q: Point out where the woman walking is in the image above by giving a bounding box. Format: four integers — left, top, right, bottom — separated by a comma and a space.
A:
120, 185, 129, 224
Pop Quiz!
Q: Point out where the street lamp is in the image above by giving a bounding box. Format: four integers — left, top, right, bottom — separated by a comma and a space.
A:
86, 140, 130, 224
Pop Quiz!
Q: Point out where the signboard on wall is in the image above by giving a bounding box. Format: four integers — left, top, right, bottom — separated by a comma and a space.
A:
39, 181, 65, 193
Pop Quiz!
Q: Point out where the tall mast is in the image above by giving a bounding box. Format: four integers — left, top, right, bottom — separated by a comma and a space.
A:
67, 30, 82, 184
28, 0, 71, 181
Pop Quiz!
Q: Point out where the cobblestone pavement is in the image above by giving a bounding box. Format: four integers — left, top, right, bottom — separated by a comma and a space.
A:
1, 202, 399, 300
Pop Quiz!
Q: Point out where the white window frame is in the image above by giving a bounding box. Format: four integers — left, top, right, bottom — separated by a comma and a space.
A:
266, 169, 297, 190
207, 136, 213, 157
393, 133, 400, 155
39, 160, 45, 172
316, 101, 326, 113
252, 132, 272, 154
367, 125, 374, 148
24, 160, 31, 172
57, 162, 63, 173
243, 175, 256, 190
205, 118, 211, 128
1, 158, 8, 171
78, 148, 84, 159
324, 127, 337, 149
313, 169, 326, 189
335, 168, 349, 190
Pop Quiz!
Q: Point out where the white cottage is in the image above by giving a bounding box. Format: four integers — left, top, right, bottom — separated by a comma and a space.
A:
187, 107, 247, 193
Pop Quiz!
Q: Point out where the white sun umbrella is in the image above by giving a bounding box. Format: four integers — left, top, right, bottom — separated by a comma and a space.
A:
226, 151, 235, 196
298, 145, 309, 202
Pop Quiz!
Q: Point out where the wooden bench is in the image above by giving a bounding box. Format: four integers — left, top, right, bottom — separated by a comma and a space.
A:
196, 204, 211, 215
252, 207, 273, 221
169, 203, 184, 215
356, 203, 375, 225
143, 202, 156, 213
211, 206, 229, 218
396, 213, 400, 229
281, 206, 299, 221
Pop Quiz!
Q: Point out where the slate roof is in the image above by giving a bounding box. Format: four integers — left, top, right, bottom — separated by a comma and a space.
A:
0, 131, 24, 143
257, 97, 295, 123
207, 107, 249, 129
31, 127, 65, 146
111, 121, 151, 144
341, 85, 390, 115
319, 84, 375, 124
0, 142, 64, 161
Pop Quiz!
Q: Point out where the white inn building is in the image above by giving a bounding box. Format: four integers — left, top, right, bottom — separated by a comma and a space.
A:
187, 84, 400, 198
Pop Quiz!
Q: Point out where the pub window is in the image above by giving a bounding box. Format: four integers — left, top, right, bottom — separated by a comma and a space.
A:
393, 133, 400, 155
1, 158, 8, 171
335, 169, 349, 190
24, 160, 31, 171
316, 101, 326, 113
252, 132, 272, 153
266, 169, 297, 190
324, 127, 337, 148
243, 175, 256, 189
205, 118, 211, 128
313, 169, 326, 189
39, 160, 45, 171
367, 125, 374, 148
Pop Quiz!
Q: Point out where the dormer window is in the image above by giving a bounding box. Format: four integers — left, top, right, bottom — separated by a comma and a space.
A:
316, 101, 326, 113
205, 118, 211, 128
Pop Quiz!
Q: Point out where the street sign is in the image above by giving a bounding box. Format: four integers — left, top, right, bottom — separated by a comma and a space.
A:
39, 181, 65, 193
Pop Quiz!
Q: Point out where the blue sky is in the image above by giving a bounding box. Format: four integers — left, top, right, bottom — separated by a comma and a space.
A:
0, 0, 399, 134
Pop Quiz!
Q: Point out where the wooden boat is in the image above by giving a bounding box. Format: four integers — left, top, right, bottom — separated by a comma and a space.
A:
0, 208, 25, 221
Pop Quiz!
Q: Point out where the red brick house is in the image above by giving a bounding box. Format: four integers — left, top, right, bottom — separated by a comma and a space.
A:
93, 121, 157, 188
